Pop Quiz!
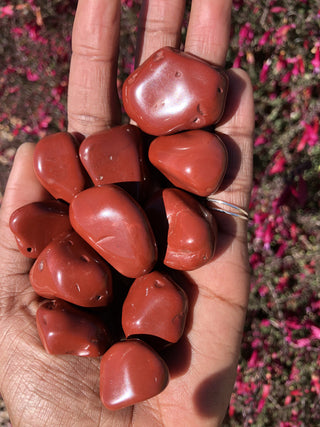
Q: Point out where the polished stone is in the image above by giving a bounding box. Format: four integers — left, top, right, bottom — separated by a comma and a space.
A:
70, 185, 157, 278
122, 47, 228, 135
30, 231, 113, 307
100, 339, 169, 410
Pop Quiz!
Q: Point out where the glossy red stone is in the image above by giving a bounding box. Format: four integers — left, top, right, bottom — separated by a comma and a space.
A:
100, 339, 169, 410
9, 200, 72, 258
149, 130, 228, 197
30, 231, 112, 307
122, 47, 228, 136
33, 132, 87, 203
79, 125, 144, 186
163, 188, 217, 270
36, 299, 112, 356
122, 271, 188, 343
69, 185, 157, 278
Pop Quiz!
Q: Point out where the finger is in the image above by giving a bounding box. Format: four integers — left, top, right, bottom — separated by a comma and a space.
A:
135, 0, 186, 66
148, 71, 254, 424
215, 68, 255, 216
0, 143, 49, 272
184, 0, 232, 66
67, 0, 122, 136
187, 69, 254, 402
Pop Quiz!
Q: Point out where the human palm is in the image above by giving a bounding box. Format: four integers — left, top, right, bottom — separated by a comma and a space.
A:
0, 0, 254, 426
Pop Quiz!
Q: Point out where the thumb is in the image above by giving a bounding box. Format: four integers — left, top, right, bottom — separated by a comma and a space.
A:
0, 143, 49, 276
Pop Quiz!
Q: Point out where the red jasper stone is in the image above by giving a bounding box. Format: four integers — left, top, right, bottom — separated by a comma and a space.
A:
79, 125, 144, 186
122, 271, 188, 343
36, 299, 112, 356
33, 132, 87, 203
100, 339, 169, 410
69, 185, 157, 278
149, 130, 228, 197
163, 188, 217, 270
122, 47, 228, 136
9, 200, 72, 258
30, 231, 112, 308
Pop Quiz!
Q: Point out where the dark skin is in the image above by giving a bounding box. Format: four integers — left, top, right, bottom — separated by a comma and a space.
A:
0, 0, 254, 425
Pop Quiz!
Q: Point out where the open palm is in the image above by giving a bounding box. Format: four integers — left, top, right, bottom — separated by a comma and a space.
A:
0, 0, 254, 426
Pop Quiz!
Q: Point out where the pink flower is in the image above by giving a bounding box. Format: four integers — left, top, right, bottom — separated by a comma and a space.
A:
276, 55, 287, 72
254, 135, 267, 146
260, 59, 271, 83
0, 5, 14, 17
281, 71, 292, 84
263, 222, 273, 250
276, 276, 289, 292
274, 24, 296, 45
295, 338, 311, 348
289, 364, 300, 382
228, 403, 235, 417
269, 150, 286, 174
233, 0, 244, 11
26, 69, 39, 81
297, 118, 319, 151
121, 0, 134, 7
311, 375, 320, 395
39, 116, 52, 129
271, 7, 287, 13
258, 284, 269, 296
310, 326, 320, 340
286, 318, 303, 331
251, 338, 262, 349
257, 384, 271, 413
276, 242, 287, 258
258, 30, 272, 46
11, 27, 23, 36
261, 319, 270, 327
290, 223, 298, 242
233, 51, 244, 68
291, 56, 305, 76
284, 395, 292, 405
311, 300, 320, 312
250, 253, 263, 269
311, 44, 320, 73
238, 23, 254, 47
291, 389, 303, 397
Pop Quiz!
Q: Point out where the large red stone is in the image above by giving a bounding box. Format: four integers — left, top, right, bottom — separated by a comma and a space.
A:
100, 339, 169, 410
33, 132, 87, 203
36, 299, 112, 356
149, 130, 228, 196
122, 47, 228, 136
30, 231, 112, 307
9, 200, 72, 258
69, 185, 157, 278
122, 271, 188, 343
163, 188, 217, 271
79, 125, 144, 186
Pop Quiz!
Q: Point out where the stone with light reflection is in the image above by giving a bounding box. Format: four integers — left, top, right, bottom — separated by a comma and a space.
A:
100, 339, 169, 410
36, 299, 112, 356
122, 46, 228, 136
69, 185, 157, 278
30, 231, 112, 307
149, 130, 228, 196
122, 270, 188, 343
33, 132, 87, 203
9, 200, 72, 258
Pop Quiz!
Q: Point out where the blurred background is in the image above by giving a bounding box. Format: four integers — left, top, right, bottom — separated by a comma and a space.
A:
0, 1, 319, 425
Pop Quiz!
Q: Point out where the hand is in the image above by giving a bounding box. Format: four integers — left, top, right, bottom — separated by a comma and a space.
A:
0, 0, 254, 425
